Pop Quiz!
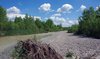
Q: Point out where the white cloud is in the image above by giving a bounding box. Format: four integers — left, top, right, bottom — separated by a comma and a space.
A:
7, 6, 25, 20
52, 13, 61, 17
96, 5, 100, 10
80, 5, 86, 11
50, 14, 78, 27
7, 14, 25, 20
39, 3, 51, 12
50, 14, 65, 24
34, 16, 42, 20
7, 6, 20, 14
50, 16, 66, 24
62, 20, 78, 27
57, 4, 73, 13
96, 7, 98, 10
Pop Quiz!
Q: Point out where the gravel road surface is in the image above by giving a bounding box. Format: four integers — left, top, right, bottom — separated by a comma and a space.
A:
41, 31, 100, 59
1, 31, 100, 59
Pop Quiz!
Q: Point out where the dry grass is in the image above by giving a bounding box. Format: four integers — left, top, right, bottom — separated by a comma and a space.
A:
0, 33, 52, 52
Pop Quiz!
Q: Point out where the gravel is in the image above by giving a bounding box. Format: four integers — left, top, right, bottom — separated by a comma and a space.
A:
41, 31, 100, 59
0, 44, 15, 59
1, 31, 100, 59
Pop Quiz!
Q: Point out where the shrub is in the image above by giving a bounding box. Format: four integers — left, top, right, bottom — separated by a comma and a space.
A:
67, 25, 78, 33
66, 51, 74, 57
76, 7, 100, 38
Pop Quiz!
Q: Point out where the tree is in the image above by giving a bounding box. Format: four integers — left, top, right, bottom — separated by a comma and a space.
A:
0, 6, 8, 36
0, 6, 7, 22
35, 18, 45, 33
76, 7, 100, 38
68, 25, 78, 33
0, 6, 66, 36
45, 19, 54, 31
23, 14, 39, 34
14, 17, 24, 30
0, 6, 8, 31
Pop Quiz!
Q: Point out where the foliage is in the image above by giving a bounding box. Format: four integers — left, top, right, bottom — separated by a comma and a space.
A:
0, 6, 66, 36
67, 25, 78, 33
0, 6, 8, 36
45, 19, 54, 32
66, 51, 74, 57
76, 7, 100, 38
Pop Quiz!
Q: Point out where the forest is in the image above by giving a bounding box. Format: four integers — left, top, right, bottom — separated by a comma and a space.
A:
0, 6, 66, 36
1, 5, 100, 39
68, 7, 100, 39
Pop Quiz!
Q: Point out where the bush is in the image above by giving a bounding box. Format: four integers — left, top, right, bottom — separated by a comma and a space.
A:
67, 25, 78, 33
76, 7, 100, 38
66, 51, 74, 57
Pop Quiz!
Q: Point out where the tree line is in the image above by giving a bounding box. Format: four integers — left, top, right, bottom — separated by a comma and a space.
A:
68, 7, 100, 39
0, 6, 66, 36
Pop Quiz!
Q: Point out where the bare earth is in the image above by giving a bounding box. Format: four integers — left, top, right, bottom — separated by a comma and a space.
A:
0, 31, 100, 59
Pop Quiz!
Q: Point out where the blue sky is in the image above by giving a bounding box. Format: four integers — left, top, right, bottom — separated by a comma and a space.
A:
0, 0, 100, 27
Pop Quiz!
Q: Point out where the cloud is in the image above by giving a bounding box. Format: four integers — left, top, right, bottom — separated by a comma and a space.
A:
39, 3, 51, 12
50, 16, 66, 24
34, 16, 42, 20
80, 5, 86, 11
52, 13, 61, 17
62, 20, 78, 27
7, 14, 25, 20
50, 14, 78, 27
57, 4, 73, 13
96, 5, 100, 10
7, 6, 20, 14
7, 6, 25, 20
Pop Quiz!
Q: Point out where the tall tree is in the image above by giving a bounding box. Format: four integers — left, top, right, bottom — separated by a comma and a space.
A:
0, 6, 8, 35
0, 6, 7, 22
77, 7, 100, 38
35, 18, 45, 33
45, 19, 54, 31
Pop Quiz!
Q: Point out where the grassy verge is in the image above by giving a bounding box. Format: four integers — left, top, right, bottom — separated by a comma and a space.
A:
0, 33, 52, 52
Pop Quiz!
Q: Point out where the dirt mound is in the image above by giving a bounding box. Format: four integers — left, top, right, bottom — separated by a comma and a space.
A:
12, 39, 63, 59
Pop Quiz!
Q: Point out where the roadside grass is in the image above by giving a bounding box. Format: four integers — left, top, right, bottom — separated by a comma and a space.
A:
0, 33, 52, 52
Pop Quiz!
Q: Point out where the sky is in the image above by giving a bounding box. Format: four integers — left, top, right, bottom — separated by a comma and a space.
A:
0, 0, 100, 27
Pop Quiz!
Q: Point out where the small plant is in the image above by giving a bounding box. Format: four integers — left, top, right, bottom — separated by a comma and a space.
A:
66, 51, 74, 57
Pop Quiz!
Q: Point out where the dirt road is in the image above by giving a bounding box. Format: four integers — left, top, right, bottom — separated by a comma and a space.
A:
41, 31, 100, 58
1, 31, 100, 59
